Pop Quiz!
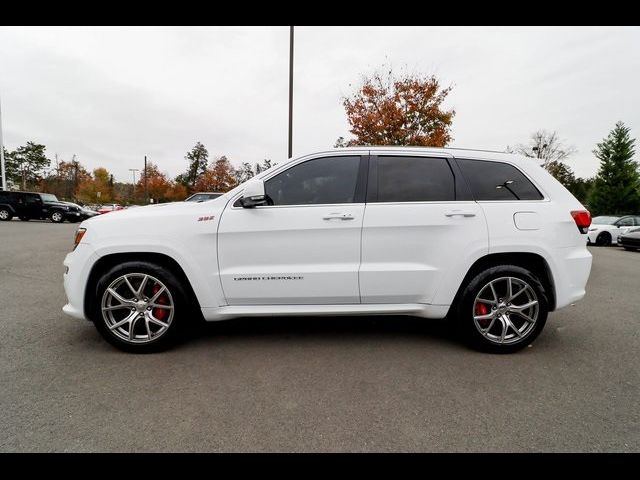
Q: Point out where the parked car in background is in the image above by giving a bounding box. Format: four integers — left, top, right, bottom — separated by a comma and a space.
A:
0, 191, 83, 223
587, 215, 640, 246
185, 192, 223, 202
618, 227, 640, 251
64, 147, 592, 354
97, 204, 125, 215
62, 202, 99, 221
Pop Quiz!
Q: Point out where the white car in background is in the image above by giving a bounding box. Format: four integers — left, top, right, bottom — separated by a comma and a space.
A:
587, 215, 640, 246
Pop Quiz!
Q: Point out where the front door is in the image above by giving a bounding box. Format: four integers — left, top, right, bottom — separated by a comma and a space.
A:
218, 154, 367, 305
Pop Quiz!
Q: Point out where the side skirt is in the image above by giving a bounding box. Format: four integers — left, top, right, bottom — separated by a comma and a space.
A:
201, 303, 450, 321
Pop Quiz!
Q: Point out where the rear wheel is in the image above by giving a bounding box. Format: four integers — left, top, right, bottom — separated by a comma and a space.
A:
90, 261, 189, 353
0, 208, 13, 221
50, 211, 65, 223
456, 265, 548, 353
595, 232, 612, 246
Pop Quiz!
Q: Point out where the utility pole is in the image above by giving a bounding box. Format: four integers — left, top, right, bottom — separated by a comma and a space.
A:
129, 168, 139, 185
0, 95, 5, 191
144, 155, 148, 203
288, 26, 294, 159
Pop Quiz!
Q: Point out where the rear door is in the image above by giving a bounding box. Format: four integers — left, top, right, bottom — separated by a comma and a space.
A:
359, 153, 488, 304
24, 194, 43, 218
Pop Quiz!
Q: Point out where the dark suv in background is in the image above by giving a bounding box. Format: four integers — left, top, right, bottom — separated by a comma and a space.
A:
0, 191, 84, 223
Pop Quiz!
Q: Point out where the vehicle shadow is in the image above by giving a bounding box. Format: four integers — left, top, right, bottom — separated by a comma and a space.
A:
187, 314, 461, 348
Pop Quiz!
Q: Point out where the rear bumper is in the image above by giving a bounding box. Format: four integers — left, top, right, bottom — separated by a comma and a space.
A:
550, 245, 592, 310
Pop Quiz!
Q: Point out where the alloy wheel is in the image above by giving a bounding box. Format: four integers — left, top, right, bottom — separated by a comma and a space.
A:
101, 273, 175, 344
472, 276, 539, 345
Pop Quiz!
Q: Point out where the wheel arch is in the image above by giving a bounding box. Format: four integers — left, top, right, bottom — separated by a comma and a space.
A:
450, 252, 556, 312
83, 252, 204, 322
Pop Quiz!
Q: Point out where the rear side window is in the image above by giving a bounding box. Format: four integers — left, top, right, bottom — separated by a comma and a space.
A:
457, 159, 543, 201
375, 156, 455, 202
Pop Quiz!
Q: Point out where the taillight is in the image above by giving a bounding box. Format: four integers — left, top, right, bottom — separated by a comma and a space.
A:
571, 210, 591, 234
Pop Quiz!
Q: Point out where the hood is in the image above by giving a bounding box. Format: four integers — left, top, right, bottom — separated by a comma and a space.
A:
87, 197, 227, 223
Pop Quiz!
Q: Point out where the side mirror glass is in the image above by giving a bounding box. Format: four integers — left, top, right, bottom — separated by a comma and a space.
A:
240, 180, 267, 208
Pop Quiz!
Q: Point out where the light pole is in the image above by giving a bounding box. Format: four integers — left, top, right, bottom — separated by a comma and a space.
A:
288, 26, 294, 159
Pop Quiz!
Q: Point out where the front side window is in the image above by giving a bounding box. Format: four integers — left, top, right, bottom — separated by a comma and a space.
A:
374, 156, 455, 202
40, 193, 58, 202
457, 159, 544, 201
265, 156, 361, 206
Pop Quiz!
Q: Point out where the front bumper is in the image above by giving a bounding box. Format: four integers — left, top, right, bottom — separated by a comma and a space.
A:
63, 243, 100, 321
587, 230, 618, 244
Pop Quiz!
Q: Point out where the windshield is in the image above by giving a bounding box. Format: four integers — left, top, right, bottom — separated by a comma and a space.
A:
40, 193, 59, 202
592, 216, 620, 225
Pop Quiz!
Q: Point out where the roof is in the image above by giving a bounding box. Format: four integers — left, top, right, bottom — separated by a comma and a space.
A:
295, 146, 536, 164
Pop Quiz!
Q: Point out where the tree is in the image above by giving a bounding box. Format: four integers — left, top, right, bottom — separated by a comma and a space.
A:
176, 142, 209, 192
194, 156, 237, 193
254, 158, 273, 175
506, 130, 584, 192
508, 130, 576, 170
40, 156, 91, 200
135, 162, 173, 203
234, 162, 256, 184
77, 167, 114, 203
4, 141, 51, 190
587, 122, 640, 216
337, 67, 455, 147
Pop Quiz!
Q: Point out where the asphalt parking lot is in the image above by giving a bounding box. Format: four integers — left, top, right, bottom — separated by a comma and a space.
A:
0, 219, 638, 452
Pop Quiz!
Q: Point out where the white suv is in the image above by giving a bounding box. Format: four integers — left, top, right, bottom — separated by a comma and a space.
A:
63, 147, 592, 353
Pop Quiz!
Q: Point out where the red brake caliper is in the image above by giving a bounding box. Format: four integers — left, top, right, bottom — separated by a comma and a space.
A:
151, 284, 168, 321
475, 302, 490, 327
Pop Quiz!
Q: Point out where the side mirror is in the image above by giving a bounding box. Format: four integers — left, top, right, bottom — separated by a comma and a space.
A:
239, 180, 267, 208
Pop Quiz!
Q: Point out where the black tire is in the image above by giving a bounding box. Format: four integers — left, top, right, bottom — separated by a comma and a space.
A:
595, 231, 612, 247
0, 208, 13, 221
50, 210, 65, 223
623, 246, 637, 252
90, 261, 190, 353
455, 265, 549, 354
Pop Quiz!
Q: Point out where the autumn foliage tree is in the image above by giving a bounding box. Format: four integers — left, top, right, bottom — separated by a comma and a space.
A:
338, 68, 455, 147
77, 167, 114, 203
134, 162, 174, 203
194, 156, 238, 193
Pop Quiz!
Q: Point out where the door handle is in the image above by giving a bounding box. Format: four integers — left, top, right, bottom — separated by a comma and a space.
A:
445, 210, 476, 217
323, 213, 355, 221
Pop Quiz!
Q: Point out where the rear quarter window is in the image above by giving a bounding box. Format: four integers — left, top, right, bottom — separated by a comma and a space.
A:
457, 158, 543, 201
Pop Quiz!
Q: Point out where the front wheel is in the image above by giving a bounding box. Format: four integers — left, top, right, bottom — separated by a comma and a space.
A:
595, 232, 611, 246
90, 261, 189, 353
456, 266, 548, 353
50, 211, 65, 223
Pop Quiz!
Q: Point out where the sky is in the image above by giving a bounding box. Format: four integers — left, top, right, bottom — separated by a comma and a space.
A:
1, 26, 638, 182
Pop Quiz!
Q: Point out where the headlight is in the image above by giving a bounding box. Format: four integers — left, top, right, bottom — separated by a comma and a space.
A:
73, 228, 87, 250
